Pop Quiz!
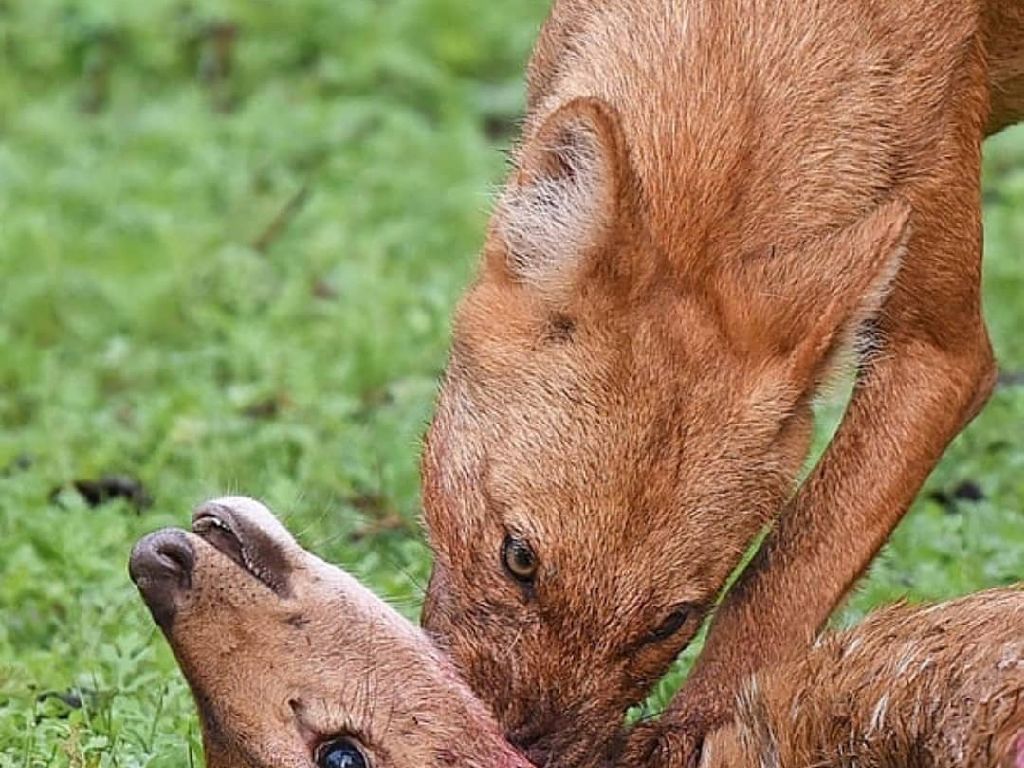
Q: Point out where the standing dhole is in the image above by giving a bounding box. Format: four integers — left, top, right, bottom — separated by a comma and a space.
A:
418, 1, 1024, 765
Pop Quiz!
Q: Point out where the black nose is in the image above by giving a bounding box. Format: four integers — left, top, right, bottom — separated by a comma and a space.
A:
129, 529, 195, 630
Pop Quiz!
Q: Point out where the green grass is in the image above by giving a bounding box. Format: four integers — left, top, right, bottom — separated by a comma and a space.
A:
1, 1, 1023, 764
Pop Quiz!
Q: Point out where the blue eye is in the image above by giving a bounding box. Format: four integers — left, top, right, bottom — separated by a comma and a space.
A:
316, 739, 368, 768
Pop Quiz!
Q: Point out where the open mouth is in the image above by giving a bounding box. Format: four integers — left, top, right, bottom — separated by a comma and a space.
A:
191, 502, 291, 596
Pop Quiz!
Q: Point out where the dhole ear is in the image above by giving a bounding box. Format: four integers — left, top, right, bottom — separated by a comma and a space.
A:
494, 97, 632, 300
729, 198, 912, 392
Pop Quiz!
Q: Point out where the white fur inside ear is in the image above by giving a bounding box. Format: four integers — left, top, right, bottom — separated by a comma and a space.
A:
828, 208, 909, 378
497, 125, 606, 297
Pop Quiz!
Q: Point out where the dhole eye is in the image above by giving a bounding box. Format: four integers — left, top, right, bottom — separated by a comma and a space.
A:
502, 535, 538, 583
649, 604, 694, 643
316, 738, 368, 768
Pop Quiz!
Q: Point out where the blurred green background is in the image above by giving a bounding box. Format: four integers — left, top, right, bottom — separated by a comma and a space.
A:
1, 0, 1022, 763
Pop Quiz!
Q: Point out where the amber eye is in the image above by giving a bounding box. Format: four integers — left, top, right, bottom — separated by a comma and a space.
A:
316, 738, 368, 768
649, 604, 694, 643
502, 535, 538, 583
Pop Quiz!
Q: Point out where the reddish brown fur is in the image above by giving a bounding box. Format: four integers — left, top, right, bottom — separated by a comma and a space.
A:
130, 498, 529, 768
703, 590, 1024, 768
131, 501, 1024, 768
420, 1, 1024, 764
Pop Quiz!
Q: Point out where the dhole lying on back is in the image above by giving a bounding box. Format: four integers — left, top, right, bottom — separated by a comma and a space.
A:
130, 497, 1024, 768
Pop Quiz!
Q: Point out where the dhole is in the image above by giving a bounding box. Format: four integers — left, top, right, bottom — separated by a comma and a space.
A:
129, 497, 531, 768
419, 1, 1024, 763
130, 497, 1024, 768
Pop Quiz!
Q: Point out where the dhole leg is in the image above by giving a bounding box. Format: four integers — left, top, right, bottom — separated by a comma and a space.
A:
625, 126, 999, 767
629, 312, 997, 768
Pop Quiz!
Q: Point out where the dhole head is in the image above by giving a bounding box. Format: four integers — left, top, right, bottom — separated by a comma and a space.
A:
420, 97, 912, 762
128, 497, 531, 768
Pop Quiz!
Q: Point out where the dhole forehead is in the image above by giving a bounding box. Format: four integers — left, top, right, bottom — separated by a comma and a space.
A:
445, 273, 766, 446
447, 307, 764, 434
423, 380, 759, 585
430, 363, 732, 473
451, 277, 571, 356
453, 278, 728, 370
449, 267, 726, 379
447, 330, 609, 410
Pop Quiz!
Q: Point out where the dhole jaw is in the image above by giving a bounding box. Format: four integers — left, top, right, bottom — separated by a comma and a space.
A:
420, 94, 911, 765
129, 497, 531, 768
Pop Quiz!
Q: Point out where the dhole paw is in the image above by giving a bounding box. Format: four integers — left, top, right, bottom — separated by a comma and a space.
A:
620, 718, 705, 768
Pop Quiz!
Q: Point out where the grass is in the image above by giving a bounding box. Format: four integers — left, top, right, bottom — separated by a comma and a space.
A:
1, 1, 1023, 764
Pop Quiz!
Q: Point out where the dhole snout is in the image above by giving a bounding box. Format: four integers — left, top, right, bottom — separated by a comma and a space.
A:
129, 530, 195, 630
129, 496, 299, 631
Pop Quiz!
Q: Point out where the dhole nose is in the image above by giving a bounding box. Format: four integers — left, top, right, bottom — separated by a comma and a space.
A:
129, 529, 195, 630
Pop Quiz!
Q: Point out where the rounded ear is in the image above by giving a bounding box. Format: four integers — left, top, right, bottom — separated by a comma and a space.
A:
494, 97, 635, 301
724, 197, 912, 392
788, 198, 911, 388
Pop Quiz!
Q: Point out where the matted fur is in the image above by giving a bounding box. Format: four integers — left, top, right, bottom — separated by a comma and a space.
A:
704, 588, 1024, 767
